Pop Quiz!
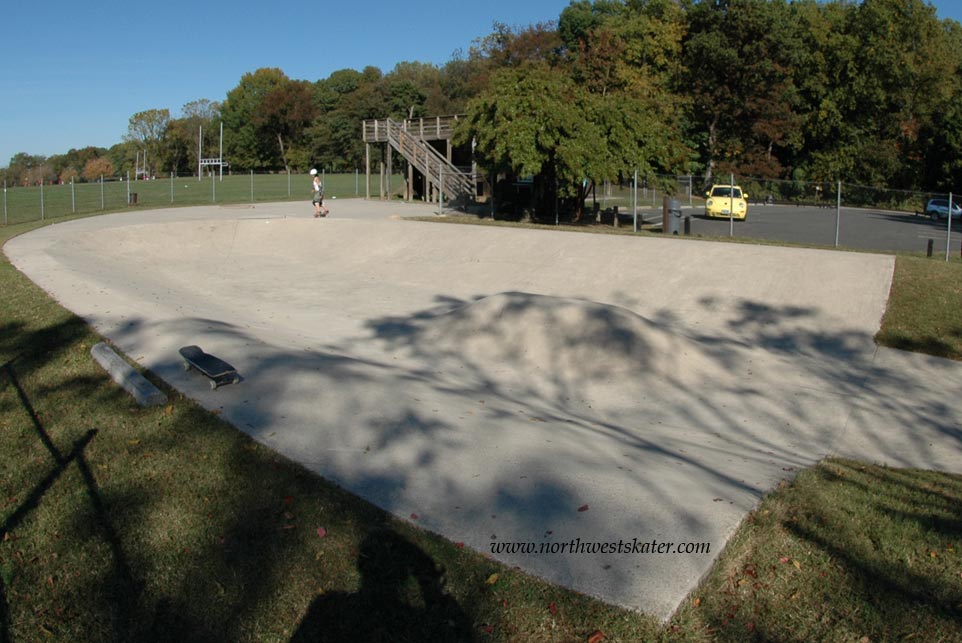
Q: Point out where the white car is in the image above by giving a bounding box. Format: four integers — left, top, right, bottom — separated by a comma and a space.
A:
925, 198, 962, 220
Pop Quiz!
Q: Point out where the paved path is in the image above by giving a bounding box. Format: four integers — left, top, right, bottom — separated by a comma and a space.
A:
6, 200, 962, 620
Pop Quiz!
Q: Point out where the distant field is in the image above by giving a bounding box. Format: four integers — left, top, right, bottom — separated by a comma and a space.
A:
1, 173, 405, 225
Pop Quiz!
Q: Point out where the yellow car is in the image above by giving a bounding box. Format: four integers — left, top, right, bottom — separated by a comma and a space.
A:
705, 185, 748, 220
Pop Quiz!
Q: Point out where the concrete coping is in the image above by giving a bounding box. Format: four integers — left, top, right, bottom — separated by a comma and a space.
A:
91, 342, 167, 407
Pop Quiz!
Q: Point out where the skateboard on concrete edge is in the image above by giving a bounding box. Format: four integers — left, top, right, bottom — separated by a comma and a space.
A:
179, 345, 240, 390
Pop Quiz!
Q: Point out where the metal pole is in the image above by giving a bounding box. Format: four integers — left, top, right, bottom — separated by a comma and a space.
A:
250, 169, 254, 203
633, 168, 639, 232
947, 192, 954, 262
100, 175, 104, 209
355, 168, 359, 196
219, 121, 224, 182
170, 171, 174, 203
126, 171, 130, 205
71, 176, 75, 213
40, 177, 44, 221
729, 173, 734, 237
198, 125, 202, 181
212, 169, 216, 202
287, 169, 291, 198
688, 174, 693, 208
3, 180, 6, 225
835, 181, 842, 248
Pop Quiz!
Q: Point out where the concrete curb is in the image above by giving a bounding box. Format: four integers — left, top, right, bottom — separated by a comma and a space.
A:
91, 342, 167, 407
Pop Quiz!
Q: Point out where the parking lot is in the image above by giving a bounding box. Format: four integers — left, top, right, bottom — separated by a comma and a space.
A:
642, 203, 960, 254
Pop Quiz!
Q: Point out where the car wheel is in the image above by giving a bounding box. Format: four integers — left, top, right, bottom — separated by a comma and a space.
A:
930, 211, 939, 221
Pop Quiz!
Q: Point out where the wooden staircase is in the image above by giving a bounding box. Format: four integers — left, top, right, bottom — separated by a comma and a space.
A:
363, 116, 473, 201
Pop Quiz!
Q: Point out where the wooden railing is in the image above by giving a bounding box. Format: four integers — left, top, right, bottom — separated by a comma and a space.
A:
363, 115, 465, 143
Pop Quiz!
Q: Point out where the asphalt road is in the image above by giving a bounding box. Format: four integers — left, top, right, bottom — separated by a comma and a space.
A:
639, 204, 961, 254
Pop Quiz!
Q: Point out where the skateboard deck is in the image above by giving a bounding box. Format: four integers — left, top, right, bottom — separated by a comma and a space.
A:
179, 345, 240, 389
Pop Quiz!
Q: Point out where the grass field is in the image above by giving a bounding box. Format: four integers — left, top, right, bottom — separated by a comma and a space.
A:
1, 173, 405, 226
2, 210, 962, 641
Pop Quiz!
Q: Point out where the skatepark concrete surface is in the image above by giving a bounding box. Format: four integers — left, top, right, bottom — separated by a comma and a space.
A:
6, 199, 962, 620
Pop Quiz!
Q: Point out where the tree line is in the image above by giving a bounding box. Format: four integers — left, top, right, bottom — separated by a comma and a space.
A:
3, 0, 960, 212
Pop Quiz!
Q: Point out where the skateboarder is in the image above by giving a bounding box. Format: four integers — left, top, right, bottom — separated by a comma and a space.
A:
310, 169, 326, 217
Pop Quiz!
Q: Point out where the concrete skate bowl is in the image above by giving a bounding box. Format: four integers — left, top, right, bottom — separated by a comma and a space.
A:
11, 209, 941, 620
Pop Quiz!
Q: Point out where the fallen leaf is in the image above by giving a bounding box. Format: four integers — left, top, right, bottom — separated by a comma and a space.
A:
455, 542, 465, 549
410, 513, 419, 520
577, 504, 590, 513
481, 625, 494, 634
792, 560, 802, 571
316, 527, 327, 538
588, 631, 605, 643
549, 601, 558, 615
693, 597, 702, 607
127, 439, 140, 446
779, 557, 790, 564
485, 573, 500, 585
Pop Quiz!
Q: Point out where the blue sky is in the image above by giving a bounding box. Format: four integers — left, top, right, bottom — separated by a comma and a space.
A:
1, 0, 960, 168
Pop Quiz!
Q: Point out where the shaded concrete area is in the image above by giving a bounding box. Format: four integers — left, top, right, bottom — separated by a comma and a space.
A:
5, 200, 962, 620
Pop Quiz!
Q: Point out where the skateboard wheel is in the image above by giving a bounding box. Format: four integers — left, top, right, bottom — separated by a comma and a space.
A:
209, 380, 218, 390
182, 360, 191, 372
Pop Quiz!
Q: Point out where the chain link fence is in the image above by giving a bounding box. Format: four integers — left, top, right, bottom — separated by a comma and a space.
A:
582, 172, 961, 258
5, 167, 959, 258
0, 170, 399, 227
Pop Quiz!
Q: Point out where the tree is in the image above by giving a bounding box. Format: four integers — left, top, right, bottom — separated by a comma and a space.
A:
221, 68, 290, 169
124, 108, 170, 177
82, 157, 115, 182
254, 79, 317, 172
459, 63, 671, 220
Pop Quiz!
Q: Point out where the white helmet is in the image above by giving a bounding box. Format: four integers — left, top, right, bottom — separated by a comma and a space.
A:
310, 168, 318, 176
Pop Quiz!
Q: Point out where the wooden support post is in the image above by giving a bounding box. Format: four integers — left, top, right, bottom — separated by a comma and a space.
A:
365, 143, 370, 200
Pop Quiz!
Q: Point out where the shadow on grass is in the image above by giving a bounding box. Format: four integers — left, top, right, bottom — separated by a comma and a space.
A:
290, 528, 473, 643
789, 461, 962, 631
1, 358, 139, 641
876, 331, 960, 361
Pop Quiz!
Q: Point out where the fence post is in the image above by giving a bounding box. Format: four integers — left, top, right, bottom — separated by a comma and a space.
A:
250, 169, 254, 203
71, 176, 75, 213
212, 169, 216, 203
835, 181, 842, 248
688, 174, 693, 208
100, 175, 104, 210
729, 173, 734, 237
3, 180, 7, 225
40, 178, 44, 221
633, 168, 639, 232
287, 169, 291, 198
126, 171, 130, 205
947, 192, 954, 262
170, 171, 174, 203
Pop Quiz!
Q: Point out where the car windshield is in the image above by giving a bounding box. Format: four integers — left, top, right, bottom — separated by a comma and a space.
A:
711, 187, 742, 198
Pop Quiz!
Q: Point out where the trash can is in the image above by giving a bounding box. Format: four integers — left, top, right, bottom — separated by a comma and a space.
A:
129, 192, 138, 205
667, 198, 682, 235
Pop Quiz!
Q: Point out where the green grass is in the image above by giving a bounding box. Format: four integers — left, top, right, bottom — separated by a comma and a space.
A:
1, 173, 405, 226
3, 210, 962, 641
876, 256, 962, 360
